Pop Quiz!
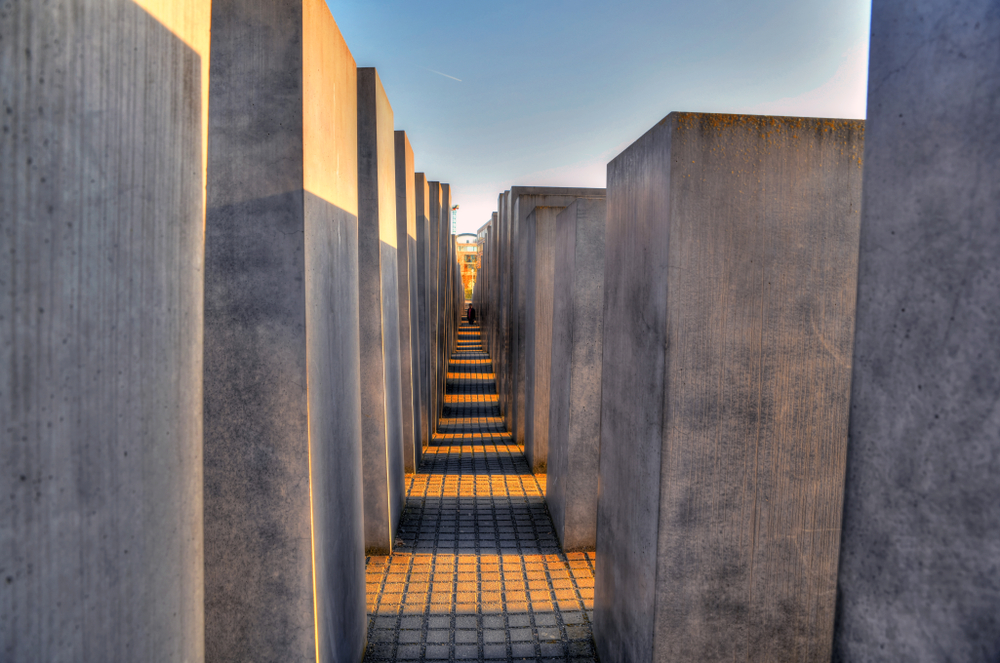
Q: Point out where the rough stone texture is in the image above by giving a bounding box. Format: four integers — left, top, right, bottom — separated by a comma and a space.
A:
595, 113, 864, 663
437, 184, 453, 425
496, 191, 511, 422
547, 199, 607, 553
394, 131, 421, 473
358, 67, 404, 555
427, 182, 442, 429
523, 207, 561, 480
414, 173, 433, 452
203, 2, 366, 661
1, 2, 209, 660
832, 2, 1000, 660
510, 187, 605, 470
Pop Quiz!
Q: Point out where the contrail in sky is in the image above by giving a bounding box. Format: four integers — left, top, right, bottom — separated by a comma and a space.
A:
424, 67, 462, 82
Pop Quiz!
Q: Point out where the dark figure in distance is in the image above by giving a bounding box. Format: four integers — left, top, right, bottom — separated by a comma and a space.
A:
468, 306, 476, 325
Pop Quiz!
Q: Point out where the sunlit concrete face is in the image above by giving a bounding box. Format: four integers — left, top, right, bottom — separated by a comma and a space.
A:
427, 182, 443, 427
395, 131, 423, 473
414, 173, 434, 460
833, 1, 1000, 660
1, 1, 209, 660
596, 112, 864, 663
358, 67, 405, 556
204, 1, 365, 661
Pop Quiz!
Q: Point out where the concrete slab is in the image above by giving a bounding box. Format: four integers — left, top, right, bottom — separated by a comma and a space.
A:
414, 174, 433, 451
202, 1, 366, 660
523, 207, 561, 478
509, 187, 605, 470
595, 113, 864, 663
832, 2, 1000, 660
427, 182, 442, 428
546, 199, 607, 552
395, 131, 422, 472
1, 2, 209, 659
358, 67, 404, 555
437, 184, 453, 418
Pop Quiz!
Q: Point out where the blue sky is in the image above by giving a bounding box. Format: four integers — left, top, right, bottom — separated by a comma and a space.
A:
325, 0, 872, 234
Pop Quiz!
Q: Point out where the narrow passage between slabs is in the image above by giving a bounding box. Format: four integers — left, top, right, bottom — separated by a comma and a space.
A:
364, 316, 597, 663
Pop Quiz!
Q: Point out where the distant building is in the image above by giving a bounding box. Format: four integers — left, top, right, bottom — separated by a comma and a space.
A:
456, 232, 478, 299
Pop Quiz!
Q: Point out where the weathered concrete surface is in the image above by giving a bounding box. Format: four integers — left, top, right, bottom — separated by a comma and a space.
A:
427, 182, 442, 429
523, 207, 561, 481
547, 199, 607, 552
497, 191, 511, 420
595, 113, 864, 663
1, 2, 209, 660
414, 174, 433, 450
395, 131, 421, 472
832, 2, 1000, 660
510, 187, 605, 471
358, 67, 404, 555
203, 2, 366, 661
437, 184, 453, 421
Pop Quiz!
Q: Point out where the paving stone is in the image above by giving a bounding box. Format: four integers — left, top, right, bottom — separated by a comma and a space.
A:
455, 630, 478, 644
540, 642, 565, 656
507, 614, 531, 627
510, 642, 536, 658
484, 644, 508, 659
400, 616, 424, 629
454, 645, 479, 659
397, 645, 423, 660
534, 614, 557, 627
425, 645, 450, 659
482, 615, 504, 629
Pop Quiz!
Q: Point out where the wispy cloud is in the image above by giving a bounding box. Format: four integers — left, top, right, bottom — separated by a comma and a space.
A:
423, 67, 462, 82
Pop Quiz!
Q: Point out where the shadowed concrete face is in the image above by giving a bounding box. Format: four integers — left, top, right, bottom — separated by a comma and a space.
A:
414, 174, 433, 453
1, 2, 208, 659
428, 182, 442, 427
358, 67, 404, 555
204, 1, 366, 661
508, 187, 605, 471
438, 184, 453, 411
395, 131, 423, 472
596, 112, 864, 663
547, 198, 607, 553
833, 2, 1000, 660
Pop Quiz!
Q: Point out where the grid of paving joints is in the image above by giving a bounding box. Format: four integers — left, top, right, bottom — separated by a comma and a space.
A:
364, 320, 597, 663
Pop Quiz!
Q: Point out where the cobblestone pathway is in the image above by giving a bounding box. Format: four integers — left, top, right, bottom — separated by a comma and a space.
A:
364, 318, 597, 663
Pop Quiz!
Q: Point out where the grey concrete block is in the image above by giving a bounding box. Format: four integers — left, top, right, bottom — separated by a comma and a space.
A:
510, 187, 605, 468
414, 174, 433, 451
0, 2, 209, 660
595, 112, 864, 663
523, 207, 561, 478
358, 67, 404, 554
395, 131, 422, 472
435, 187, 455, 417
546, 199, 607, 552
428, 182, 442, 428
832, 2, 1000, 660
437, 184, 453, 417
203, 2, 366, 661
